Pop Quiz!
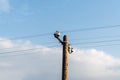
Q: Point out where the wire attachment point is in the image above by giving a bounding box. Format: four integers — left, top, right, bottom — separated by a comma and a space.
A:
68, 44, 74, 54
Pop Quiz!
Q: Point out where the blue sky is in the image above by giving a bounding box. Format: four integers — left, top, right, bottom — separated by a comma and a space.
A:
0, 0, 120, 80
1, 0, 120, 55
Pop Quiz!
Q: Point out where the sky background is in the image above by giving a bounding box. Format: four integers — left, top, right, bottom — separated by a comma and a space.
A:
0, 0, 120, 80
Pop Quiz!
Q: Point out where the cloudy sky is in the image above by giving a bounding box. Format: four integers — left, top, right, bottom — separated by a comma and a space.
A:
0, 0, 120, 80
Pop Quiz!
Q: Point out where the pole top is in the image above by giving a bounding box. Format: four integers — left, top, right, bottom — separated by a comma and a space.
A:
63, 35, 68, 42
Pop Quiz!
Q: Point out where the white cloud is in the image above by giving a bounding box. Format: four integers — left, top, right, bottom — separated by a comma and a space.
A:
0, 38, 14, 48
0, 0, 10, 13
69, 49, 120, 79
0, 39, 120, 80
0, 62, 12, 67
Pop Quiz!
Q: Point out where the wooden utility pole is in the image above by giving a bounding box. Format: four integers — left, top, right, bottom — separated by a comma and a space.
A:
54, 31, 73, 80
62, 35, 68, 80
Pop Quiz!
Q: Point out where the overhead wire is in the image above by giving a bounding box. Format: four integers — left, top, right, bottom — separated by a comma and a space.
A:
0, 40, 58, 51
0, 45, 59, 55
76, 43, 120, 48
0, 43, 120, 56
0, 38, 120, 55
0, 35, 120, 51
61, 24, 120, 33
0, 39, 120, 56
0, 24, 119, 54
2, 32, 52, 41
0, 41, 120, 56
71, 38, 120, 45
69, 34, 120, 42
0, 24, 119, 42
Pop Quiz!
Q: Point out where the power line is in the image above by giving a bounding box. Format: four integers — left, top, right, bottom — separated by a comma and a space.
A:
0, 51, 37, 57
0, 24, 120, 42
61, 25, 120, 33
0, 32, 55, 42
69, 35, 120, 42
0, 45, 58, 55
0, 43, 119, 56
0, 38, 120, 51
1, 35, 120, 51
0, 41, 120, 56
72, 38, 120, 45
0, 24, 119, 51
75, 43, 120, 48
4, 32, 52, 40
0, 47, 41, 54
41, 35, 120, 44
0, 41, 58, 51
24, 34, 120, 45
1, 38, 120, 55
